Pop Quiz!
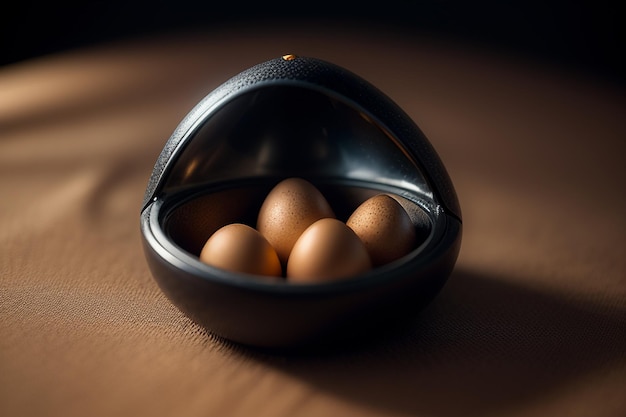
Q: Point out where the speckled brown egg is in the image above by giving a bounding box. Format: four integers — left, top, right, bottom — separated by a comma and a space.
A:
257, 178, 335, 265
346, 194, 417, 266
199, 223, 282, 279
287, 218, 371, 283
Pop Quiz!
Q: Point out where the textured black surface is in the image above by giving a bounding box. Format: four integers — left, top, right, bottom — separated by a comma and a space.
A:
142, 55, 462, 220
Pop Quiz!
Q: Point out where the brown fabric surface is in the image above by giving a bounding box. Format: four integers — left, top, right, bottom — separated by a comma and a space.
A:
1, 25, 625, 417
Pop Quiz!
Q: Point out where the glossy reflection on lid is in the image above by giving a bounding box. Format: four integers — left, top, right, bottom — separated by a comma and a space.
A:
161, 86, 433, 203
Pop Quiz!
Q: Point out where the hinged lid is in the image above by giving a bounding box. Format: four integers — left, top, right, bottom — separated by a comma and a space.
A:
141, 55, 461, 222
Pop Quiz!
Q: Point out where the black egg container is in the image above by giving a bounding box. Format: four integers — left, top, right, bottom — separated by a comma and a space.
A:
140, 55, 462, 349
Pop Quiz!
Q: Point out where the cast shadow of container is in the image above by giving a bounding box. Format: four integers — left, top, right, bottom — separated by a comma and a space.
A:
229, 268, 626, 416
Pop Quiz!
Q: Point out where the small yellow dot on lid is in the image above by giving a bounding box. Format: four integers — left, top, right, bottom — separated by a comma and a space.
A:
282, 54, 297, 61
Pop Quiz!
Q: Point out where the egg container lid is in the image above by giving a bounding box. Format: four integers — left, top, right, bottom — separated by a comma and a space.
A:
140, 54, 462, 349
141, 55, 461, 221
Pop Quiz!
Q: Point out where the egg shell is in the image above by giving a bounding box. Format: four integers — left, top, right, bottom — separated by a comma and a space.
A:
257, 178, 335, 265
346, 194, 417, 266
287, 218, 372, 283
199, 223, 282, 278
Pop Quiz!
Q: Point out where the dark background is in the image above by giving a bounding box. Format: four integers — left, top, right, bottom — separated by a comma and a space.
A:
1, 0, 623, 83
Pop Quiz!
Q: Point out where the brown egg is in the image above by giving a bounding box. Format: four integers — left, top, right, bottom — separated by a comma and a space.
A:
287, 218, 371, 283
257, 178, 335, 265
199, 223, 282, 278
346, 194, 417, 266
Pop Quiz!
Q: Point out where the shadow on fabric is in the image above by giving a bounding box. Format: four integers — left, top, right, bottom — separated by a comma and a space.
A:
225, 268, 626, 416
